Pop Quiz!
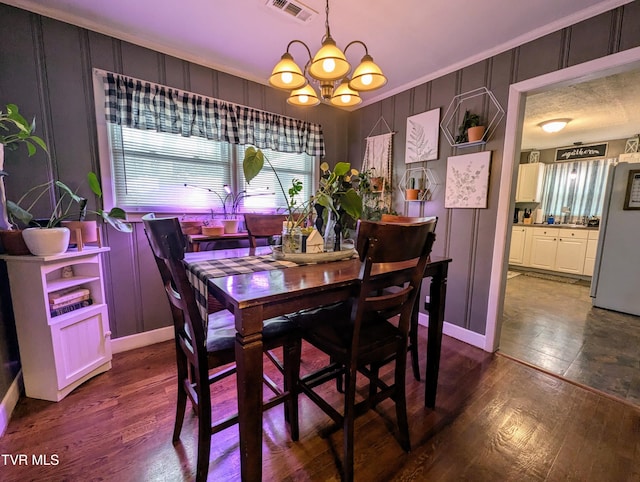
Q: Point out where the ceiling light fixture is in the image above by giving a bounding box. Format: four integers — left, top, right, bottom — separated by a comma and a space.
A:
539, 118, 571, 133
269, 0, 387, 107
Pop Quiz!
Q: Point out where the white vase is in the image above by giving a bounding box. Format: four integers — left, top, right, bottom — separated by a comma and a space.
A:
22, 227, 70, 256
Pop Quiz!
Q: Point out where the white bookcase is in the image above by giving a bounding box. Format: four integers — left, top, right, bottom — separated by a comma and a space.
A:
0, 247, 112, 401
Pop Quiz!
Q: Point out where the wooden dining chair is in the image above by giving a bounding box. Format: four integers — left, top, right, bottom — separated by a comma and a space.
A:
142, 214, 301, 482
291, 218, 437, 482
380, 214, 438, 381
243, 213, 287, 248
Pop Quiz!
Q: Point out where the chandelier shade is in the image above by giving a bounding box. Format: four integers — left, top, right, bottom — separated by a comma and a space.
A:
268, 0, 386, 107
269, 53, 307, 90
309, 36, 351, 81
330, 79, 362, 107
286, 84, 321, 106
349, 54, 387, 91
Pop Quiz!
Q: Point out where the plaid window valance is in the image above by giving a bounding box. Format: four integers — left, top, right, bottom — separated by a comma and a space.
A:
103, 72, 325, 156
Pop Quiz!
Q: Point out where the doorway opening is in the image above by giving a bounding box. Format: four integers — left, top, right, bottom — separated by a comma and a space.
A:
485, 46, 640, 403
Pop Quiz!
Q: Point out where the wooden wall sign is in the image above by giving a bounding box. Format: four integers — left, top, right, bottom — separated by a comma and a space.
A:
555, 143, 607, 162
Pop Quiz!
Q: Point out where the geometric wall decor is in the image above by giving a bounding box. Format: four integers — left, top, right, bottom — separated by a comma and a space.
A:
625, 136, 639, 153
440, 87, 504, 147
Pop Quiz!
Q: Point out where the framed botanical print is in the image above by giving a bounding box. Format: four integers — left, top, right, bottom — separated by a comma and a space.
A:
405, 108, 440, 163
445, 151, 492, 208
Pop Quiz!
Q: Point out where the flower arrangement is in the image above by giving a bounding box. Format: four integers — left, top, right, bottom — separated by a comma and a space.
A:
315, 161, 362, 233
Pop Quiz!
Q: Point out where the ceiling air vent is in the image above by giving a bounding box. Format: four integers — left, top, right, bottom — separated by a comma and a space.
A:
266, 0, 316, 23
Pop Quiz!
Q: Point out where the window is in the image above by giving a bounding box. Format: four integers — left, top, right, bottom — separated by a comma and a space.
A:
107, 124, 315, 214
94, 70, 324, 216
540, 158, 614, 222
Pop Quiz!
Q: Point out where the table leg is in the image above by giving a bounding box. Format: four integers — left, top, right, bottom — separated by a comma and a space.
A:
425, 263, 448, 408
234, 307, 265, 482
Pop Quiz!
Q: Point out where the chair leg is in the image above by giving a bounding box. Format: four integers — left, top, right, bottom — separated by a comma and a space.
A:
195, 371, 212, 482
332, 356, 344, 393
409, 320, 420, 381
393, 352, 411, 453
173, 378, 188, 442
173, 352, 189, 441
283, 339, 301, 441
368, 363, 380, 407
343, 367, 357, 482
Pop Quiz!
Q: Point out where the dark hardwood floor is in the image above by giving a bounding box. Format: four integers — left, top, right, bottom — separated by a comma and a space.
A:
501, 271, 640, 405
1, 328, 639, 481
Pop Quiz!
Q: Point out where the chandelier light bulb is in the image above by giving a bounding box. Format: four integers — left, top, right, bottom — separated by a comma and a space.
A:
322, 58, 336, 73
281, 72, 293, 84
360, 74, 373, 86
340, 94, 351, 104
299, 95, 309, 104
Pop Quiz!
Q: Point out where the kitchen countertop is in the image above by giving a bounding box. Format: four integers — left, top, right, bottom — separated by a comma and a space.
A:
513, 223, 599, 230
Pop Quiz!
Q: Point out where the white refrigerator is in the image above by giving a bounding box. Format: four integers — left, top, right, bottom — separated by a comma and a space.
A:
590, 159, 640, 316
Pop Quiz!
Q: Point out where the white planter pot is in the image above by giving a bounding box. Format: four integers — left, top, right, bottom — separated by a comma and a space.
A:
22, 227, 70, 256
222, 219, 239, 234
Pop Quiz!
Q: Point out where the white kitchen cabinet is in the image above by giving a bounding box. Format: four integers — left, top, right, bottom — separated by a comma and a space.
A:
528, 227, 559, 270
582, 230, 600, 276
0, 247, 112, 401
509, 226, 532, 265
555, 230, 588, 274
515, 163, 545, 202
528, 227, 591, 275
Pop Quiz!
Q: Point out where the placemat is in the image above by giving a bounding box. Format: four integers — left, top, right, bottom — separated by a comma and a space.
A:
186, 255, 304, 324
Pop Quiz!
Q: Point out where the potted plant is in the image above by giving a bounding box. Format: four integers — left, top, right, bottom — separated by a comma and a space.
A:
355, 169, 396, 221
405, 177, 419, 200
243, 147, 313, 252
455, 109, 485, 143
8, 172, 132, 255
0, 104, 48, 253
212, 185, 250, 234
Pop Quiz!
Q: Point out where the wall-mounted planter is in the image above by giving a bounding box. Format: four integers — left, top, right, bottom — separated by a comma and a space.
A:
440, 87, 504, 147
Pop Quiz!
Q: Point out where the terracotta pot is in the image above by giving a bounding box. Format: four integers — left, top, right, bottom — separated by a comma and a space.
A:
405, 188, 419, 201
22, 227, 70, 256
370, 177, 384, 192
179, 220, 202, 235
61, 220, 99, 246
467, 125, 486, 142
0, 229, 31, 255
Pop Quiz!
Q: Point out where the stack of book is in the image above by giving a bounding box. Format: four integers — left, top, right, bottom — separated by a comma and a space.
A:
49, 287, 93, 317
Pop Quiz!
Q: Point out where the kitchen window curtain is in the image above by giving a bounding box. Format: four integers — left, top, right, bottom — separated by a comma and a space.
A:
540, 158, 615, 221
103, 72, 325, 156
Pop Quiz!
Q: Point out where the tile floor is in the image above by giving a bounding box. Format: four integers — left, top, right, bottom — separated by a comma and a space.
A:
500, 271, 640, 405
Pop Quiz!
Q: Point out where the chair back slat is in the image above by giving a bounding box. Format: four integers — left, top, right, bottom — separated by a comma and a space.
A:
243, 213, 287, 248
352, 219, 437, 345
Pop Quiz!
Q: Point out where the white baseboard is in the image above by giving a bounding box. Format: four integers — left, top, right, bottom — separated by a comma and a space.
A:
111, 326, 174, 354
0, 371, 23, 437
418, 312, 487, 351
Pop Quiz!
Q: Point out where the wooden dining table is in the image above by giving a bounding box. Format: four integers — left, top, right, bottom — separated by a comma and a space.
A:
183, 246, 451, 481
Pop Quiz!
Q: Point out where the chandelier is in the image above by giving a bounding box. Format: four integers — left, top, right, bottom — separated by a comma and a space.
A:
268, 0, 387, 107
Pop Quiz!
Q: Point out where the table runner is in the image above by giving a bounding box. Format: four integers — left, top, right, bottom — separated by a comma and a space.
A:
186, 255, 305, 325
